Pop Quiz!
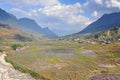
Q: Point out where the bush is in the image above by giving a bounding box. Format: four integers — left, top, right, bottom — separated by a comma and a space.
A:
11, 44, 22, 50
108, 53, 117, 58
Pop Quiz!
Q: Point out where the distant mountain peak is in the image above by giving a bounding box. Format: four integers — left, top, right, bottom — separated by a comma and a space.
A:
78, 12, 120, 34
19, 18, 36, 23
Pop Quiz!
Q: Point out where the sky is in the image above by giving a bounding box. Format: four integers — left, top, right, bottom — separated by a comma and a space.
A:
0, 0, 120, 36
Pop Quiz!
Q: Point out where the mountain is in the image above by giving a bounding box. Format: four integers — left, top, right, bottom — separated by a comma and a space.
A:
18, 18, 58, 38
0, 22, 32, 41
0, 8, 58, 38
87, 26, 120, 41
79, 12, 120, 34
0, 8, 18, 27
18, 18, 42, 33
42, 27, 58, 38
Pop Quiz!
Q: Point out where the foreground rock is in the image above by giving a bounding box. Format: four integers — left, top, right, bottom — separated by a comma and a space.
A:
0, 52, 35, 80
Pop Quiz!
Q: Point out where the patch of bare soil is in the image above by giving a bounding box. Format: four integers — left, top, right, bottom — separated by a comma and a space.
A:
80, 50, 97, 58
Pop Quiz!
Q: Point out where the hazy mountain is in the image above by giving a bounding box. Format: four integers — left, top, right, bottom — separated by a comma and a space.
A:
18, 18, 58, 38
0, 8, 18, 27
42, 27, 58, 38
79, 12, 120, 34
18, 18, 42, 33
0, 8, 58, 38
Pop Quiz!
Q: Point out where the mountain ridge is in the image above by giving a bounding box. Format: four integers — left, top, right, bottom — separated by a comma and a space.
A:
0, 8, 58, 38
78, 12, 120, 34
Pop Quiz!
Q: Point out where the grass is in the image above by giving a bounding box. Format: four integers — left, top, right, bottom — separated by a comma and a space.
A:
108, 53, 118, 58
49, 56, 60, 63
76, 52, 90, 61
3, 40, 120, 80
5, 56, 51, 80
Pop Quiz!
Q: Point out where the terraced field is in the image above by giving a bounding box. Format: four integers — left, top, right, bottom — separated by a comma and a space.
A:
3, 40, 120, 80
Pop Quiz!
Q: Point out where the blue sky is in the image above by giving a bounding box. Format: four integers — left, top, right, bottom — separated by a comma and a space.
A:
0, 0, 120, 36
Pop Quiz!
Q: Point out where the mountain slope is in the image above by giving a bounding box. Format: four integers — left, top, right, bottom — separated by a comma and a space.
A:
0, 8, 18, 27
0, 23, 32, 41
89, 26, 120, 41
42, 27, 58, 38
18, 18, 58, 38
79, 12, 120, 34
18, 18, 42, 33
0, 8, 58, 38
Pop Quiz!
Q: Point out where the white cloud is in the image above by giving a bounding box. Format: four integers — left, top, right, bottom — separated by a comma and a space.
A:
92, 11, 98, 17
94, 0, 103, 5
86, 0, 120, 11
11, 8, 32, 17
1, 0, 59, 6
40, 3, 86, 24
105, 0, 120, 9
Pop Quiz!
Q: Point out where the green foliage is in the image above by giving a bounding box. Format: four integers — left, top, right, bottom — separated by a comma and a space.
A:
5, 57, 51, 80
108, 53, 117, 58
11, 44, 22, 50
49, 56, 59, 63
81, 74, 86, 80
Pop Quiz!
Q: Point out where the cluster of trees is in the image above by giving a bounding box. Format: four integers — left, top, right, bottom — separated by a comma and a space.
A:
89, 27, 120, 42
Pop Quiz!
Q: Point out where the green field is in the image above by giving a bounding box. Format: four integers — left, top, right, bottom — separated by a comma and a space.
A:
2, 40, 120, 80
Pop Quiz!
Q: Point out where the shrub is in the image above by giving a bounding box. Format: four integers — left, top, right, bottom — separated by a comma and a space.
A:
108, 53, 117, 58
11, 44, 22, 50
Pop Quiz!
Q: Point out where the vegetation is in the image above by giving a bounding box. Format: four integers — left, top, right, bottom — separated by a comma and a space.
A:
5, 56, 51, 80
4, 39, 119, 80
90, 26, 120, 42
0, 25, 119, 80
11, 44, 22, 50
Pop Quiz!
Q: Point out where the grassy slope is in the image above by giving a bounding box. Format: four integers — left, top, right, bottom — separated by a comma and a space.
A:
0, 23, 34, 42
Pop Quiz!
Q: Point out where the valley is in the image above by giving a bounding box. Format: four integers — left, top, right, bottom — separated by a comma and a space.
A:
0, 6, 120, 80
0, 39, 120, 80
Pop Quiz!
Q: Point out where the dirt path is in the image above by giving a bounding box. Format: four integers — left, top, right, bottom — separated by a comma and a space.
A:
0, 52, 35, 80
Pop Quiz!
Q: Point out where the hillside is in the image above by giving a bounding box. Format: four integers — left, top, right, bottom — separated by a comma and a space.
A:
0, 8, 58, 38
89, 26, 120, 42
79, 12, 120, 34
0, 23, 32, 41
